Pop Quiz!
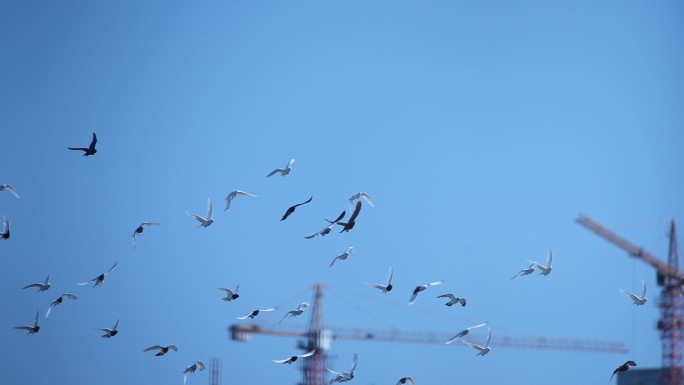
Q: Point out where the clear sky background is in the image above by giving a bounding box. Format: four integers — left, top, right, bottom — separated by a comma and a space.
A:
1, 1, 682, 385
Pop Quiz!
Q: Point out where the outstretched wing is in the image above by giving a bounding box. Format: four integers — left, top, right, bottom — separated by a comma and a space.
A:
143, 345, 163, 352
620, 289, 640, 302
349, 353, 358, 373
640, 280, 647, 299
348, 201, 362, 222
206, 198, 213, 220
89, 133, 97, 150
300, 349, 316, 358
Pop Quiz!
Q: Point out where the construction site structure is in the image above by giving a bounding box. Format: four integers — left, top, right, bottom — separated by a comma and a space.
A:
576, 215, 682, 385
229, 282, 628, 385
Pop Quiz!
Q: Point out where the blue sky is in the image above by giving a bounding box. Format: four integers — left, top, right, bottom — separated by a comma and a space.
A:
1, 1, 682, 384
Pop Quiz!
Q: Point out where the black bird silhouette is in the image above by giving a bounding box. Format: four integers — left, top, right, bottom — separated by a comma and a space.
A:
336, 201, 362, 232
610, 361, 636, 382
68, 132, 97, 156
281, 196, 313, 221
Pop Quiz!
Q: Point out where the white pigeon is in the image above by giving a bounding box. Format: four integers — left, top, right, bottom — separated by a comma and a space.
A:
218, 284, 240, 302
14, 311, 40, 334
329, 247, 355, 267
267, 158, 295, 177
183, 360, 206, 385
365, 266, 394, 293
511, 263, 536, 279
77, 262, 118, 287
46, 293, 77, 318
437, 293, 466, 307
305, 211, 346, 239
528, 249, 553, 276
327, 353, 358, 384
97, 319, 120, 338
409, 280, 444, 304
186, 198, 214, 227
621, 280, 647, 306
273, 349, 316, 364
143, 344, 178, 356
22, 274, 52, 292
0, 216, 9, 239
461, 328, 493, 356
224, 190, 257, 211
396, 377, 416, 385
0, 184, 19, 199
280, 302, 310, 323
237, 307, 277, 320
132, 221, 160, 249
349, 192, 375, 207
445, 322, 489, 343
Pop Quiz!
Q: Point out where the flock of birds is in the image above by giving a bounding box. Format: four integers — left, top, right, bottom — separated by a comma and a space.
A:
3, 132, 644, 384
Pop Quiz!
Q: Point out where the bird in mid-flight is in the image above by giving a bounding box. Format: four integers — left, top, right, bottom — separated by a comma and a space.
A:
349, 192, 375, 207
144, 344, 178, 356
224, 190, 257, 211
183, 360, 206, 385
329, 247, 355, 267
272, 349, 316, 364
437, 293, 466, 307
280, 302, 310, 323
511, 262, 536, 279
610, 361, 637, 382
0, 184, 19, 199
217, 284, 240, 302
304, 211, 346, 239
97, 319, 120, 338
0, 216, 10, 240
621, 280, 647, 306
528, 249, 553, 276
327, 353, 358, 384
366, 266, 394, 293
237, 307, 277, 320
409, 280, 444, 304
281, 196, 312, 221
46, 293, 77, 318
132, 221, 160, 249
22, 274, 52, 292
460, 328, 492, 356
336, 201, 362, 233
77, 262, 118, 287
15, 311, 40, 334
267, 158, 295, 177
445, 322, 488, 343
67, 132, 98, 157
396, 377, 416, 385
186, 198, 214, 227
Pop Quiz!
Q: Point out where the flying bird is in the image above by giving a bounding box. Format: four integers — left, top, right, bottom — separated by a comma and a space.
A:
267, 158, 295, 177
336, 201, 362, 233
237, 307, 277, 320
143, 344, 178, 356
305, 211, 346, 239
409, 280, 444, 304
396, 377, 416, 385
528, 249, 553, 276
22, 274, 52, 292
365, 266, 394, 293
0, 216, 9, 240
0, 184, 19, 199
77, 262, 118, 287
46, 293, 77, 318
511, 263, 536, 279
273, 349, 316, 364
97, 319, 120, 338
67, 132, 98, 157
183, 360, 206, 385
329, 247, 355, 267
186, 198, 214, 227
349, 192, 375, 208
224, 190, 257, 211
460, 328, 493, 356
437, 294, 466, 307
445, 322, 489, 343
218, 285, 240, 302
15, 311, 40, 334
281, 196, 313, 221
610, 361, 637, 382
280, 302, 310, 323
132, 221, 160, 249
327, 353, 358, 384
621, 280, 647, 306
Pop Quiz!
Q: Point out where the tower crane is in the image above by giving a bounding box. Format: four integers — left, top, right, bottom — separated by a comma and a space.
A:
576, 214, 682, 385
229, 282, 628, 385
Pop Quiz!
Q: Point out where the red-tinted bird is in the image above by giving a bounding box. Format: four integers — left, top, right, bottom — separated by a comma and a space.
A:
337, 201, 362, 232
